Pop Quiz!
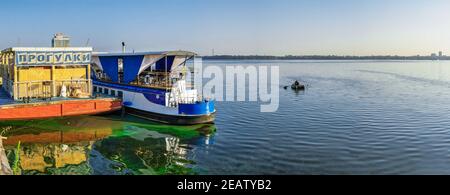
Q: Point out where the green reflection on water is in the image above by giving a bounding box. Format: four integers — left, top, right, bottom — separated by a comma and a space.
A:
0, 115, 216, 175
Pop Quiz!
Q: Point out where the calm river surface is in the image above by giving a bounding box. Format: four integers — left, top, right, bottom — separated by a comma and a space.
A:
2, 60, 450, 175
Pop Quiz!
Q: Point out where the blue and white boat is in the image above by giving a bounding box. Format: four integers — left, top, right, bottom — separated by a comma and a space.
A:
91, 50, 215, 125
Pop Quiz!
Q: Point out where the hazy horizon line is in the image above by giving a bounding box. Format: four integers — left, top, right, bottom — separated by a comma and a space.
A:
203, 53, 447, 57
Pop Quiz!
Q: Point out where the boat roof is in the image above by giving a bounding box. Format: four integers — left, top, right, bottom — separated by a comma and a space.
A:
93, 50, 197, 57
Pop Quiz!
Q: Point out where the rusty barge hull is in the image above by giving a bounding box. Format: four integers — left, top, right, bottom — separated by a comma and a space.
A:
0, 98, 122, 120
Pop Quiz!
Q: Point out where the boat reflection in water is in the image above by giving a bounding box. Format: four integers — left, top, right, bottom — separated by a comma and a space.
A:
0, 115, 216, 175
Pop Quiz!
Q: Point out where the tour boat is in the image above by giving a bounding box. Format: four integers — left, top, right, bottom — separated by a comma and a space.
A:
91, 50, 215, 125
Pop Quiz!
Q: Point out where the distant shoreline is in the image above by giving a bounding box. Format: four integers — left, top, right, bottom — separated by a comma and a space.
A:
202, 55, 450, 61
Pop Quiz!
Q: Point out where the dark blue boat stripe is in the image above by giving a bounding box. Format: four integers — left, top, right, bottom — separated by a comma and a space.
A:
94, 80, 166, 95
94, 80, 166, 105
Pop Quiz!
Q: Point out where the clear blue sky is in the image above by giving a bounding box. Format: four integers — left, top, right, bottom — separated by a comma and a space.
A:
1, 0, 449, 56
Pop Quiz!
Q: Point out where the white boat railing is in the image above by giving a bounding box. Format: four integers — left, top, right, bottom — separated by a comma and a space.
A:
167, 90, 198, 108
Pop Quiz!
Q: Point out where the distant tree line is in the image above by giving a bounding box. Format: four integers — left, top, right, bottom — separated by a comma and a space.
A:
203, 55, 450, 61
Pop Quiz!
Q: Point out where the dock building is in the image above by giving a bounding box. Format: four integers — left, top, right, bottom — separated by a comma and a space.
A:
0, 37, 92, 101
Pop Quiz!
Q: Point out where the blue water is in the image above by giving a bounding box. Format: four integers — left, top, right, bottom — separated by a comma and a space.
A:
193, 60, 450, 175
2, 60, 450, 175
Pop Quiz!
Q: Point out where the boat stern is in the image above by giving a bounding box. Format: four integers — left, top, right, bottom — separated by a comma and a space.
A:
179, 100, 215, 115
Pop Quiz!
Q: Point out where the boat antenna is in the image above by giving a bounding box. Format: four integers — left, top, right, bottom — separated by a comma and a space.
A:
85, 38, 90, 46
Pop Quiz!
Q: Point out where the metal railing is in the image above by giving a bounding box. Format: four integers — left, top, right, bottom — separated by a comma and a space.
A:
5, 79, 91, 100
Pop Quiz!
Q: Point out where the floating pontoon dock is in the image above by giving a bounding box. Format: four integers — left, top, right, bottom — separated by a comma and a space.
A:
0, 89, 121, 120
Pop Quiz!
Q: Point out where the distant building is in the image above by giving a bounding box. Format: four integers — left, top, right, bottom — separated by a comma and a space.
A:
51, 33, 70, 48
431, 53, 437, 57
439, 51, 443, 57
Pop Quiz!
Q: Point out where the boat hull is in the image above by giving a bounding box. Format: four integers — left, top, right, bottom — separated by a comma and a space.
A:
125, 107, 216, 125
0, 98, 122, 121
94, 81, 216, 125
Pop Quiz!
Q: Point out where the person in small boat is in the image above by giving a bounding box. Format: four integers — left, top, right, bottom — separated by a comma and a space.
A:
291, 80, 305, 90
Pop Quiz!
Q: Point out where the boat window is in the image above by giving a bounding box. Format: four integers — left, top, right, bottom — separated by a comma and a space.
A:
111, 90, 116, 96
93, 86, 97, 93
118, 91, 123, 98
99, 87, 103, 93
104, 88, 109, 95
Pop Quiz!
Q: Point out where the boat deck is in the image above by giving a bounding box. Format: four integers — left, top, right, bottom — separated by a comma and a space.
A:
0, 88, 117, 107
96, 79, 173, 91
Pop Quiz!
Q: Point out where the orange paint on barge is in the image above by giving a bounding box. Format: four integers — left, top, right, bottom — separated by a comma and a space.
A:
0, 98, 122, 120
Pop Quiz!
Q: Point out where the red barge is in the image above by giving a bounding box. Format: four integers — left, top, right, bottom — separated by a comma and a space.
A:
0, 97, 121, 120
